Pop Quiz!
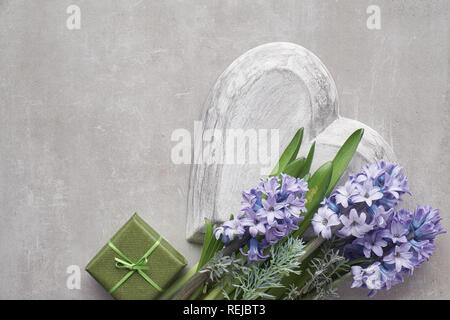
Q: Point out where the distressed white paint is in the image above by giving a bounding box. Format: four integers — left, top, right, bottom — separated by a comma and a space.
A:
186, 43, 396, 243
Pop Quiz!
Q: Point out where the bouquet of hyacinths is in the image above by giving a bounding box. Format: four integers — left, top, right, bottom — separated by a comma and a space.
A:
159, 128, 445, 300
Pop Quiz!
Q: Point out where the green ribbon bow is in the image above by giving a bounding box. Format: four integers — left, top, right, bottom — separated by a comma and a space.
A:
107, 236, 163, 294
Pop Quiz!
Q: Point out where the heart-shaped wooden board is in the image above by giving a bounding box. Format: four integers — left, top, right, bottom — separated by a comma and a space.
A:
186, 42, 395, 243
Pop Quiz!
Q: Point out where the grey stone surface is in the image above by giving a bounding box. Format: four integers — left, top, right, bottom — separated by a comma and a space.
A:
0, 0, 448, 299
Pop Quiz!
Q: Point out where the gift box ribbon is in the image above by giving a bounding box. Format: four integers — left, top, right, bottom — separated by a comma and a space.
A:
107, 236, 164, 294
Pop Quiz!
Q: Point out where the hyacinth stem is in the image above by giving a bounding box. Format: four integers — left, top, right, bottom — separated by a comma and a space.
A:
201, 281, 224, 300
188, 286, 203, 300
299, 237, 324, 263
158, 262, 199, 300
202, 281, 235, 300
202, 284, 223, 300
171, 235, 249, 300
206, 279, 238, 300
170, 264, 211, 299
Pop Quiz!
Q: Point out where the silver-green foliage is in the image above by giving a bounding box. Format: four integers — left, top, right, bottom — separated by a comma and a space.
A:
300, 241, 349, 300
231, 237, 305, 300
200, 252, 247, 283
284, 284, 302, 300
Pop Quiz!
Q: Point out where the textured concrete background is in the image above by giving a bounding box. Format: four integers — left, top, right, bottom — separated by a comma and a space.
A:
0, 0, 448, 299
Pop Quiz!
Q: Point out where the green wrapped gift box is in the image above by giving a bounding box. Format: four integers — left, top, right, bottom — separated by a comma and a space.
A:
86, 213, 187, 300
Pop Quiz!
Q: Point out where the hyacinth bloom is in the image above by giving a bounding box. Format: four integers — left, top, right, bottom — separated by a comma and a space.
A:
240, 238, 270, 262
284, 194, 306, 219
338, 209, 372, 238
241, 217, 266, 238
388, 220, 408, 244
335, 180, 357, 208
214, 174, 308, 263
383, 243, 414, 272
311, 206, 340, 239
352, 180, 383, 207
412, 205, 445, 240
312, 160, 410, 241
349, 205, 445, 295
313, 160, 445, 296
214, 216, 246, 243
354, 230, 388, 258
372, 206, 392, 228
259, 195, 285, 225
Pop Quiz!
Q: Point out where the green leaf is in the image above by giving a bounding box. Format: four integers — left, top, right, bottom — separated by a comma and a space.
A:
197, 219, 224, 271
197, 219, 213, 270
304, 161, 333, 212
325, 129, 364, 197
297, 141, 315, 179
282, 157, 305, 177
269, 128, 304, 177
295, 161, 333, 237
303, 173, 311, 182
347, 258, 371, 266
